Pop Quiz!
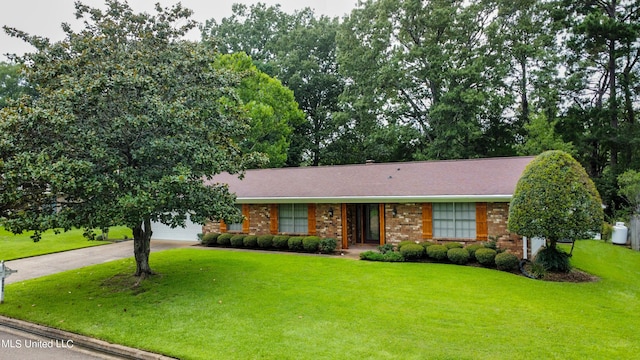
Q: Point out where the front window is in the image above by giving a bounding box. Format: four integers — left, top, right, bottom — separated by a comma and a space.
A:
433, 203, 476, 239
279, 204, 308, 233
227, 205, 243, 231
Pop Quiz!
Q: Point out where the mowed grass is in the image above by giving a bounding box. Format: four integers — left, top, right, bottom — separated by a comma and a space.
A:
0, 227, 131, 261
1, 240, 639, 359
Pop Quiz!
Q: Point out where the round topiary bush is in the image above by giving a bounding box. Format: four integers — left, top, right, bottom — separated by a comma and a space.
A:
202, 232, 220, 246
398, 240, 418, 250
319, 238, 337, 254
445, 242, 463, 249
230, 234, 245, 248
495, 252, 519, 271
421, 241, 435, 251
257, 235, 274, 249
426, 244, 448, 261
243, 235, 258, 248
302, 236, 321, 252
465, 243, 484, 261
288, 236, 304, 251
447, 247, 470, 265
534, 247, 571, 273
217, 233, 233, 246
272, 235, 290, 249
475, 248, 497, 267
399, 243, 426, 261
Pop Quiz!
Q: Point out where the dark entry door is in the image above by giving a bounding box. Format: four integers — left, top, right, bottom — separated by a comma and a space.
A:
357, 204, 380, 244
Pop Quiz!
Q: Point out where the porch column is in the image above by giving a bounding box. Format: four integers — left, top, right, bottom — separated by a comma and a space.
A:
379, 203, 385, 246
341, 203, 348, 249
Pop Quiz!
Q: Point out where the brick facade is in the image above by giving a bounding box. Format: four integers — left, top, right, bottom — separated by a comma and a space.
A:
203, 201, 523, 257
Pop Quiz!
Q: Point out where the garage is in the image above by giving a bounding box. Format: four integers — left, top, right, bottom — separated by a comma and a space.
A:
151, 217, 202, 241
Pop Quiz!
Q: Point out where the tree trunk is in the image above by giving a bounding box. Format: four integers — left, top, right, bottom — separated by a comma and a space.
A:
132, 218, 154, 278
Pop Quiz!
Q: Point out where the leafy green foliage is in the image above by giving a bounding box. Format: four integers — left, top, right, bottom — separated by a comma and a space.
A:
243, 235, 258, 248
217, 233, 233, 247
272, 235, 290, 249
618, 170, 640, 214
0, 1, 257, 277
319, 238, 337, 254
230, 234, 246, 248
399, 243, 425, 261
475, 248, 497, 267
377, 243, 395, 254
447, 248, 470, 265
508, 151, 604, 249
257, 235, 274, 249
445, 242, 464, 249
465, 243, 484, 261
0, 61, 36, 108
534, 247, 571, 273
426, 245, 448, 261
302, 236, 321, 252
287, 236, 304, 251
360, 250, 404, 262
202, 233, 220, 247
495, 252, 519, 271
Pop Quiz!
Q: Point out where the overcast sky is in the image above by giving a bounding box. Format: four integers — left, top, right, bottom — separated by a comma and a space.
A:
1, 0, 357, 62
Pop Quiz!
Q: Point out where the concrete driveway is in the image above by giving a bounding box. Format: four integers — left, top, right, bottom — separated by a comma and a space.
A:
4, 240, 197, 285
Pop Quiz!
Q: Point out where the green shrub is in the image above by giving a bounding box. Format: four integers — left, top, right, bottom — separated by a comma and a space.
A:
360, 250, 404, 262
377, 243, 395, 254
534, 247, 571, 273
272, 235, 290, 249
230, 234, 245, 248
426, 244, 448, 261
447, 248, 470, 265
288, 236, 304, 251
243, 235, 258, 248
399, 243, 425, 261
319, 238, 337, 254
257, 235, 274, 249
398, 240, 418, 250
475, 248, 497, 267
201, 232, 220, 246
465, 243, 484, 261
421, 242, 435, 251
495, 252, 519, 271
217, 233, 233, 246
302, 236, 321, 252
445, 242, 463, 249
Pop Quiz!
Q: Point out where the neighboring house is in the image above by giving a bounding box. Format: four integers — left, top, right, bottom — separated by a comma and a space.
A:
202, 156, 535, 257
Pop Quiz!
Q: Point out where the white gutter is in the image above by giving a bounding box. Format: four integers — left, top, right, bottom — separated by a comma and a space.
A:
235, 194, 513, 204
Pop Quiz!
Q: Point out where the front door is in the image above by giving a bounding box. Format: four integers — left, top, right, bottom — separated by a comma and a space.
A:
358, 204, 380, 244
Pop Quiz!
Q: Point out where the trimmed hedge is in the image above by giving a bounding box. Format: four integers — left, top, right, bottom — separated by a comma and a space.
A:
360, 250, 404, 262
398, 240, 418, 250
426, 245, 448, 261
475, 248, 497, 267
272, 235, 290, 249
495, 252, 519, 271
257, 235, 274, 249
202, 233, 220, 246
319, 238, 337, 254
217, 233, 233, 246
230, 234, 245, 248
399, 243, 425, 261
447, 248, 470, 265
288, 236, 304, 251
302, 236, 321, 252
421, 242, 435, 251
465, 243, 484, 261
243, 235, 258, 248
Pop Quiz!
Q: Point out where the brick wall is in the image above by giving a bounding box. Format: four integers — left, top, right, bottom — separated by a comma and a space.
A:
314, 203, 342, 239
384, 203, 423, 243
487, 202, 522, 257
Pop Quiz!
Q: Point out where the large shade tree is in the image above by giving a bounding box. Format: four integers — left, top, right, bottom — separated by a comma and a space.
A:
0, 1, 256, 278
508, 150, 604, 271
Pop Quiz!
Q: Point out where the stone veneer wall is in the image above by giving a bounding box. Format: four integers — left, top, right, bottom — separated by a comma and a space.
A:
384, 203, 423, 243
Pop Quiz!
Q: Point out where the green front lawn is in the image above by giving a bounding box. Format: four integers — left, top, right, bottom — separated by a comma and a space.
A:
1, 240, 639, 359
0, 227, 131, 261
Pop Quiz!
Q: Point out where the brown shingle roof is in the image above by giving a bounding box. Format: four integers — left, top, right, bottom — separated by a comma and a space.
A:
207, 156, 535, 203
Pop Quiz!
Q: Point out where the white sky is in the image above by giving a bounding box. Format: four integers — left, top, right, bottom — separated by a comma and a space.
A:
0, 0, 357, 62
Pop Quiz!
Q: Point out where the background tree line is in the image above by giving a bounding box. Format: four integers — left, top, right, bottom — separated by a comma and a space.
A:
2, 0, 639, 216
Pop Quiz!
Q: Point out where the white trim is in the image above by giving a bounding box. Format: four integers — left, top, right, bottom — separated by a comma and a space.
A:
234, 195, 513, 204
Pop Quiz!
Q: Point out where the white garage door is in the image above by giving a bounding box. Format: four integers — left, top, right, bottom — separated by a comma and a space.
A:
151, 217, 202, 241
